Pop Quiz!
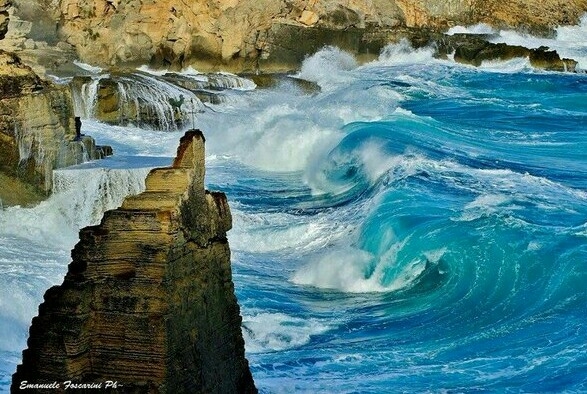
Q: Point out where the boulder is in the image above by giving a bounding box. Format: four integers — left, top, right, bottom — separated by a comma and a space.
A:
437, 33, 580, 71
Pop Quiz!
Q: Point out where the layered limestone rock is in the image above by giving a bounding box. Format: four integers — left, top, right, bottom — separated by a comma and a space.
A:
0, 50, 110, 206
0, 51, 100, 204
1, 0, 586, 72
69, 71, 258, 131
12, 130, 257, 394
471, 0, 587, 35
42, 0, 587, 71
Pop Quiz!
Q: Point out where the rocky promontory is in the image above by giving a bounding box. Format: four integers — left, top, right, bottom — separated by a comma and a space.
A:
12, 130, 257, 393
2, 0, 586, 73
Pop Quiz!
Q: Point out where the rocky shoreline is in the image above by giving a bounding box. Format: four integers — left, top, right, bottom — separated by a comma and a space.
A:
2, 0, 586, 75
0, 48, 111, 206
1, 0, 586, 392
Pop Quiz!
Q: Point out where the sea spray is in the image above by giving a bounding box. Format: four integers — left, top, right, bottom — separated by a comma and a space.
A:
446, 14, 587, 69
0, 156, 160, 387
2, 39, 587, 392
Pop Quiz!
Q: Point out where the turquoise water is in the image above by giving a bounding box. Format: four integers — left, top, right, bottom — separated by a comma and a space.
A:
1, 41, 587, 392
206, 48, 587, 392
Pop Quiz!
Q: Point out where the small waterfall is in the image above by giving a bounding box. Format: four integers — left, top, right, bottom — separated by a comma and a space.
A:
51, 165, 151, 229
207, 72, 258, 90
116, 73, 204, 131
15, 123, 33, 163
71, 76, 102, 119
69, 70, 256, 131
15, 122, 54, 192
0, 164, 153, 243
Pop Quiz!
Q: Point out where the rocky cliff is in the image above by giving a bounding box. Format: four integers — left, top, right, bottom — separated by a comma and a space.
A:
0, 0, 110, 207
12, 130, 257, 394
1, 0, 585, 73
32, 0, 587, 71
0, 49, 110, 206
0, 0, 9, 40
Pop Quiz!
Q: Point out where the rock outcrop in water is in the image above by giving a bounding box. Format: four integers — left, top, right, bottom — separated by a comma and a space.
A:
69, 71, 255, 131
436, 33, 579, 72
17, 0, 585, 72
12, 130, 257, 394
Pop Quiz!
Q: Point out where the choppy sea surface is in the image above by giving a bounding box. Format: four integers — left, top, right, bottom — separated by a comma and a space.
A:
1, 19, 587, 392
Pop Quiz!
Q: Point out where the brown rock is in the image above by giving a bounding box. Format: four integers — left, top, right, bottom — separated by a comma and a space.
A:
529, 46, 578, 71
0, 50, 111, 206
12, 130, 257, 394
0, 0, 10, 40
4, 0, 587, 72
437, 33, 580, 72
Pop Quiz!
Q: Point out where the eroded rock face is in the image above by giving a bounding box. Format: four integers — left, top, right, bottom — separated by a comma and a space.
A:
48, 0, 587, 71
472, 0, 587, 35
0, 50, 110, 206
12, 130, 257, 394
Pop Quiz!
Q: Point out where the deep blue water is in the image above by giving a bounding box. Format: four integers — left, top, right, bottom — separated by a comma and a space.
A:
204, 49, 587, 392
1, 43, 587, 392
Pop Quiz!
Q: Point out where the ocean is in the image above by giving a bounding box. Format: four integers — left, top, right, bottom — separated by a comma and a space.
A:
1, 20, 587, 392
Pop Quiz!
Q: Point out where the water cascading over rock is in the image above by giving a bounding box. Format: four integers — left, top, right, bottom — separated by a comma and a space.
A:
0, 48, 111, 206
69, 71, 255, 131
11, 130, 257, 394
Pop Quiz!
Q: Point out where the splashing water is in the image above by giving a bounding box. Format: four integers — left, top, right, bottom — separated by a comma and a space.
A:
2, 31, 587, 392
446, 14, 587, 69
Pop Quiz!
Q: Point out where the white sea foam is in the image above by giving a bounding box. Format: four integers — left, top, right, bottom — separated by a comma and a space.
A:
478, 57, 533, 73
0, 242, 67, 353
72, 60, 103, 74
136, 65, 172, 76
296, 46, 358, 88
292, 247, 381, 292
199, 96, 346, 172
372, 39, 436, 66
81, 120, 182, 157
136, 64, 206, 79
229, 208, 351, 253
446, 23, 496, 36
358, 140, 419, 185
242, 312, 332, 353
291, 240, 441, 293
465, 194, 512, 211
